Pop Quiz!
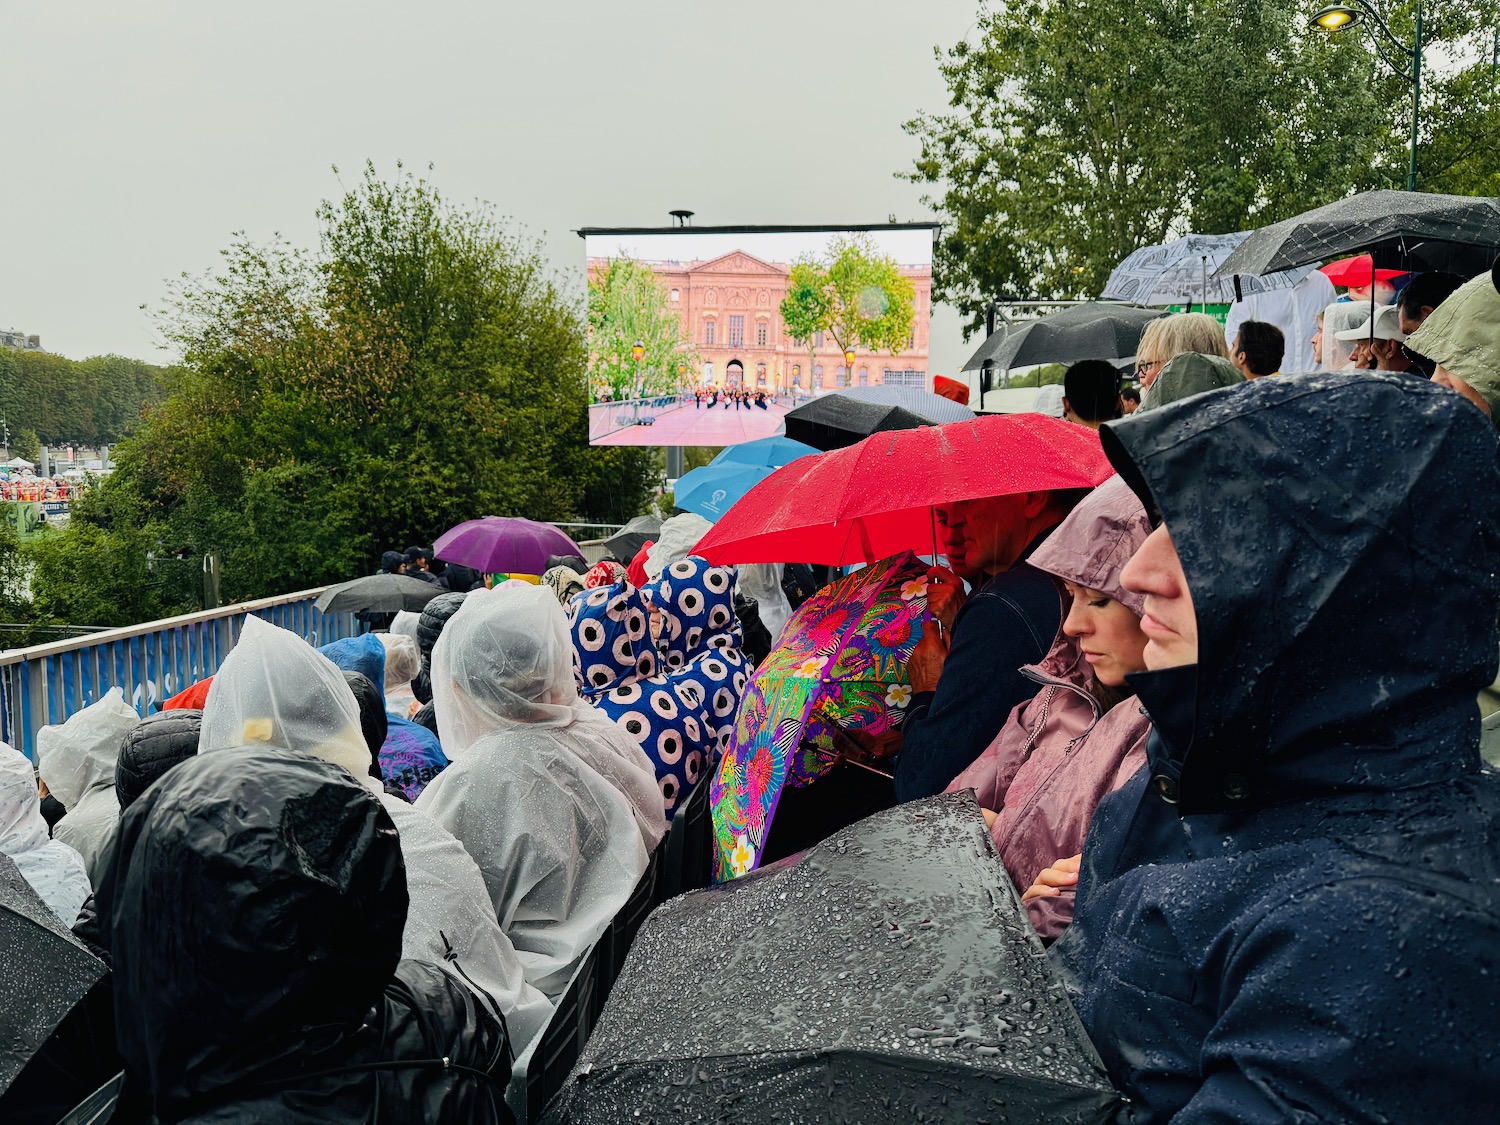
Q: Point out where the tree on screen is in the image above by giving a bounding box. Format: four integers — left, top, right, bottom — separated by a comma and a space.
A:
778, 235, 916, 378
587, 258, 699, 400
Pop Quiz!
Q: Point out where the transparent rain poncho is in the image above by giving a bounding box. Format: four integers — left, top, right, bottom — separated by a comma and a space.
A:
428, 584, 667, 849
35, 686, 140, 888
1321, 300, 1375, 372
200, 617, 551, 1048
417, 584, 664, 999
643, 513, 714, 582
737, 562, 792, 644
0, 741, 91, 925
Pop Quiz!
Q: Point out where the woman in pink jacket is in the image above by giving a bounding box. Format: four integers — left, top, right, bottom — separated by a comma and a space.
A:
947, 475, 1152, 942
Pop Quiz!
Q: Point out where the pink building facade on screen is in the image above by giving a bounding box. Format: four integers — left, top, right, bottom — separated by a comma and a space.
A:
587, 250, 931, 391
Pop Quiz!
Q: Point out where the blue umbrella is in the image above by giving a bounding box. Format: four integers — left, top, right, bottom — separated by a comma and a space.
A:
709, 435, 818, 469
674, 463, 777, 522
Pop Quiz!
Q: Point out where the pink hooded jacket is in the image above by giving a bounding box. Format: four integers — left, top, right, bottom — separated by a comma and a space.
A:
947, 476, 1153, 941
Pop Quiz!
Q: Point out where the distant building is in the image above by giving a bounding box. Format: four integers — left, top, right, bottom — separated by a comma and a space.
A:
0, 329, 43, 351
587, 251, 931, 391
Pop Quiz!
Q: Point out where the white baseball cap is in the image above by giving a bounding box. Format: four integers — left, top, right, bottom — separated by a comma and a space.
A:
1335, 304, 1407, 343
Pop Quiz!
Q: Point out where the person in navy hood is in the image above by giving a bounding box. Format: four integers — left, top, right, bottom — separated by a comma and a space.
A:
1056, 372, 1500, 1122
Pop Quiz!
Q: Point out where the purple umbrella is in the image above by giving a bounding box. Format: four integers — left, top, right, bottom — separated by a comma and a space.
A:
433, 517, 583, 576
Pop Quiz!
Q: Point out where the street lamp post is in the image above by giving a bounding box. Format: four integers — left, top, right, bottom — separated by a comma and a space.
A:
631, 340, 645, 423
1311, 0, 1424, 191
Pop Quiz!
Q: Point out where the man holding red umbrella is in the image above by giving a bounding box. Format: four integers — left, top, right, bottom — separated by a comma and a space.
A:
894, 488, 1081, 801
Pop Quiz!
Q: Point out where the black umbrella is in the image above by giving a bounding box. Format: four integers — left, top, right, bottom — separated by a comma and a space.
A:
540, 794, 1119, 1123
1214, 190, 1500, 279
0, 855, 108, 1097
784, 388, 970, 451
313, 574, 444, 614
962, 303, 1167, 373
603, 515, 661, 563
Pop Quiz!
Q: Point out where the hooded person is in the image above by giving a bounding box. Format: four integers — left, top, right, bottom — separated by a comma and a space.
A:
377, 629, 422, 714
1407, 268, 1500, 426
568, 557, 748, 817
99, 747, 514, 1123
412, 591, 469, 706
1137, 352, 1244, 412
1054, 373, 1500, 1122
1318, 300, 1373, 371
114, 710, 201, 810
34, 688, 140, 888
947, 476, 1152, 942
415, 584, 665, 999
200, 618, 551, 1052
0, 742, 91, 925
643, 513, 714, 582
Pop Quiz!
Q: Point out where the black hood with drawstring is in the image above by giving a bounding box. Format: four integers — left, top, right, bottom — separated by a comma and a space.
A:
99, 748, 512, 1123
1056, 373, 1500, 1123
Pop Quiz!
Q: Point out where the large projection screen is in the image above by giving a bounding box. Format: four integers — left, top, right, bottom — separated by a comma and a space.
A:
581, 224, 935, 447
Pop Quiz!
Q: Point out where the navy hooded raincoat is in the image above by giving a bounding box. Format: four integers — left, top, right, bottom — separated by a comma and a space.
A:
1056, 372, 1500, 1123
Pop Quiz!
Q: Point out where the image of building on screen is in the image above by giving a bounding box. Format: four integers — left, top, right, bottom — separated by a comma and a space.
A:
585, 247, 931, 394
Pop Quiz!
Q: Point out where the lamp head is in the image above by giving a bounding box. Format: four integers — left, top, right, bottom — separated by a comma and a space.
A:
631, 340, 645, 363
1311, 4, 1361, 32
844, 348, 856, 367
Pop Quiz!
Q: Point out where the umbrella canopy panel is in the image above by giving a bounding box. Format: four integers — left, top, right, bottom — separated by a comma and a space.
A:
710, 435, 818, 469
434, 517, 583, 576
1214, 190, 1500, 279
694, 414, 1113, 567
313, 574, 444, 614
963, 303, 1167, 372
540, 794, 1118, 1124
0, 855, 108, 1095
1103, 232, 1317, 306
603, 515, 661, 563
673, 463, 777, 523
784, 387, 975, 452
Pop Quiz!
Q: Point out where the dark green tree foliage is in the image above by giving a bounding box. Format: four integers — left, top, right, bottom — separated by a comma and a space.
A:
904, 0, 1387, 335
0, 349, 168, 446
36, 163, 657, 620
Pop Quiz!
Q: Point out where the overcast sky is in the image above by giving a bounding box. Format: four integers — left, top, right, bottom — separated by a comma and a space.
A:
1, 1, 976, 375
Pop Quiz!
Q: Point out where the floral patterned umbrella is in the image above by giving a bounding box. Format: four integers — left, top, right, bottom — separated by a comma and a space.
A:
710, 552, 930, 881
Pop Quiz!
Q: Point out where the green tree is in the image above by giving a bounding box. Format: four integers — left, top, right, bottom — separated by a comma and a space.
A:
587, 257, 699, 400
780, 265, 832, 388
1354, 1, 1500, 197
778, 235, 917, 379
904, 0, 1387, 336
0, 348, 168, 447
12, 428, 41, 463
31, 162, 658, 618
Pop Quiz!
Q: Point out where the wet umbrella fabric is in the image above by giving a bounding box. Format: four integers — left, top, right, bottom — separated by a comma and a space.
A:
602, 515, 660, 564
962, 302, 1167, 373
539, 794, 1119, 1124
694, 414, 1113, 567
1103, 232, 1317, 307
672, 463, 776, 522
434, 517, 584, 576
1215, 189, 1500, 279
313, 574, 446, 614
709, 435, 818, 468
711, 553, 930, 880
0, 853, 107, 1096
784, 386, 974, 451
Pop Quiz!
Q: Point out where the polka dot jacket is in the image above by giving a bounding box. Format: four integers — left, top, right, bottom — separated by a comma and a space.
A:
567, 556, 748, 816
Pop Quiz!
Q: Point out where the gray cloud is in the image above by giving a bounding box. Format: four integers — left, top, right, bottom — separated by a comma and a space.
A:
1, 0, 973, 375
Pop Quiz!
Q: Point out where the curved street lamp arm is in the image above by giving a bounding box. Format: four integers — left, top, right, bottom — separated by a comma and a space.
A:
1343, 0, 1417, 56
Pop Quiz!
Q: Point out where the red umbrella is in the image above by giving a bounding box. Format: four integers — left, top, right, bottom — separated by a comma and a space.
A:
1319, 254, 1406, 288
693, 414, 1113, 566
433, 516, 582, 575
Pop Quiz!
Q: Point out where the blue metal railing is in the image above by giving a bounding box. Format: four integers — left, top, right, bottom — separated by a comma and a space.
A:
0, 588, 358, 758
